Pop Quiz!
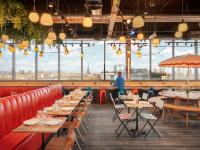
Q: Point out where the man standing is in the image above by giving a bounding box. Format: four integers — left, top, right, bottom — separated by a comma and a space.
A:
115, 71, 125, 95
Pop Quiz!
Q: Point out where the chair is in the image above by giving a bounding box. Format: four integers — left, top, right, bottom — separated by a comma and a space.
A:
131, 89, 138, 95
110, 92, 125, 122
140, 99, 164, 138
142, 92, 149, 101
45, 127, 81, 150
99, 88, 107, 104
118, 88, 125, 96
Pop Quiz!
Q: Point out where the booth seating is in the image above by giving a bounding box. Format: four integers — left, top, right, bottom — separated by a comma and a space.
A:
0, 84, 63, 150
0, 86, 43, 98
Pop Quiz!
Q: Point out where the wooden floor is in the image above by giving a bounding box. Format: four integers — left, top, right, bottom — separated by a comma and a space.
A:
78, 104, 200, 150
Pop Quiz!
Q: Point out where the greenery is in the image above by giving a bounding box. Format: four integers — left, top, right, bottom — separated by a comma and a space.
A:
0, 0, 48, 43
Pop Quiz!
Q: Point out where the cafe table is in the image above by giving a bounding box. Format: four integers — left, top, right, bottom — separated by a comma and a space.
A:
13, 117, 66, 150
123, 100, 153, 137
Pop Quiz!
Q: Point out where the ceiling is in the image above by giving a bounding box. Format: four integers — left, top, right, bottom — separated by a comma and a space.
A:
23, 0, 200, 40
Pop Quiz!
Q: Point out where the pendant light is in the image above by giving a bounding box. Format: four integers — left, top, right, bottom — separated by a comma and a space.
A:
0, 50, 3, 57
47, 29, 57, 41
137, 32, 144, 40
29, 0, 40, 23
18, 43, 25, 50
0, 42, 4, 48
8, 45, 16, 53
151, 15, 160, 46
80, 52, 84, 58
136, 49, 142, 58
132, 0, 144, 28
39, 50, 44, 57
178, 0, 188, 32
83, 7, 93, 28
112, 44, 117, 51
1, 34, 9, 42
59, 25, 66, 40
23, 49, 28, 55
116, 46, 123, 55
45, 38, 53, 45
40, 0, 53, 26
34, 45, 39, 52
21, 40, 29, 48
64, 45, 69, 55
175, 31, 183, 38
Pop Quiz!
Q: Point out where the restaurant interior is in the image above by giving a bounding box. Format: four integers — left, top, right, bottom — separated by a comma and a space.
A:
1, 0, 200, 150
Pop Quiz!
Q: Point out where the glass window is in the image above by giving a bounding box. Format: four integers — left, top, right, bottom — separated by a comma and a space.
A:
174, 40, 195, 80
0, 45, 12, 80
83, 41, 104, 80
38, 44, 58, 80
60, 41, 81, 80
16, 46, 35, 80
105, 40, 126, 80
131, 40, 150, 80
151, 40, 172, 80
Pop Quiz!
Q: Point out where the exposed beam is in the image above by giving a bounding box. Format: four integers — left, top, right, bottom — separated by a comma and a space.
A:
107, 0, 121, 37
53, 15, 200, 24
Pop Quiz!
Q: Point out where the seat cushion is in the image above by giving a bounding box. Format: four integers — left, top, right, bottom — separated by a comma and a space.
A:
141, 113, 157, 120
115, 104, 125, 109
0, 132, 32, 150
119, 113, 132, 120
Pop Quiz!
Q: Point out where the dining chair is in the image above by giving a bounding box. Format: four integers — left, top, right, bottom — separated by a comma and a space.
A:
140, 99, 164, 138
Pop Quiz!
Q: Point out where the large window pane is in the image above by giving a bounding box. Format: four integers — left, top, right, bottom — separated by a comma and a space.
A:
151, 40, 172, 80
38, 44, 58, 80
16, 47, 35, 80
83, 41, 104, 80
60, 41, 81, 80
106, 41, 126, 80
131, 40, 150, 80
0, 45, 12, 80
174, 40, 195, 80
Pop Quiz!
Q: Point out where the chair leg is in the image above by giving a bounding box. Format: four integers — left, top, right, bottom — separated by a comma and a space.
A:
115, 120, 124, 133
81, 122, 87, 134
75, 128, 85, 143
75, 138, 82, 150
141, 120, 149, 132
116, 121, 128, 137
145, 120, 160, 138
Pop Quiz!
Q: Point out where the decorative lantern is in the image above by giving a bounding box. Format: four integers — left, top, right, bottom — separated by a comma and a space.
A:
23, 49, 28, 55
136, 49, 142, 58
40, 13, 53, 26
18, 44, 25, 50
112, 44, 117, 51
137, 32, 144, 40
64, 46, 69, 55
1, 34, 9, 42
80, 52, 84, 58
151, 37, 160, 46
8, 45, 16, 53
116, 47, 122, 55
178, 22, 188, 32
0, 42, 4, 48
83, 15, 93, 28
45, 38, 53, 45
59, 32, 66, 40
175, 31, 183, 38
132, 16, 144, 28
29, 11, 39, 23
39, 51, 44, 57
47, 32, 57, 41
0, 50, 3, 57
119, 35, 126, 42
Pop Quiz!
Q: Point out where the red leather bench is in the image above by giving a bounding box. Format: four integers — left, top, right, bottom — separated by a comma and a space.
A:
0, 84, 63, 150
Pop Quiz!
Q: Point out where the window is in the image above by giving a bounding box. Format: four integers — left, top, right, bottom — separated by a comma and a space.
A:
0, 45, 12, 80
60, 41, 81, 80
131, 40, 150, 80
83, 41, 104, 80
105, 41, 126, 80
38, 44, 58, 80
151, 40, 172, 80
16, 47, 35, 80
174, 40, 195, 80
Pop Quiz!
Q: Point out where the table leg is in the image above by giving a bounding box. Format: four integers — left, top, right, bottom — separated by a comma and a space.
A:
42, 133, 44, 150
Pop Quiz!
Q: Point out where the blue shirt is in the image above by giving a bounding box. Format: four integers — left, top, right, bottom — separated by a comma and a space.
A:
115, 76, 125, 91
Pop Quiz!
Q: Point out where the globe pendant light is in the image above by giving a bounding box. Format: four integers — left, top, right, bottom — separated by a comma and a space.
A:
119, 35, 126, 43
48, 31, 57, 41
45, 38, 53, 45
137, 32, 144, 40
18, 43, 25, 50
178, 21, 188, 32
175, 31, 183, 38
23, 49, 28, 55
8, 45, 16, 53
151, 37, 160, 46
34, 46, 39, 52
0, 42, 4, 48
29, 0, 39, 23
40, 13, 53, 26
136, 49, 142, 58
21, 40, 29, 48
112, 44, 117, 51
59, 27, 66, 40
39, 51, 44, 57
132, 16, 144, 28
1, 34, 9, 42
83, 14, 93, 28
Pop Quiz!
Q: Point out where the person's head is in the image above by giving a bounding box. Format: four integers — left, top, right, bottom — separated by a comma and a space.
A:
118, 71, 122, 77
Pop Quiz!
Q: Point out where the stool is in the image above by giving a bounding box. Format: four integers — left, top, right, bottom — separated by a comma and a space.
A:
131, 89, 138, 95
99, 89, 107, 104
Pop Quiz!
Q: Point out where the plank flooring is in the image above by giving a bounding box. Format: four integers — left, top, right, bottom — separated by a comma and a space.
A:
79, 104, 200, 150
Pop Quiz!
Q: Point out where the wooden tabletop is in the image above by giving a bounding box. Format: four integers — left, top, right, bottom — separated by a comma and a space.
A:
13, 117, 66, 133
124, 101, 153, 109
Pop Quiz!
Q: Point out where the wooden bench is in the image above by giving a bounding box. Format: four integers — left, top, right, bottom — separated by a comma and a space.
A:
164, 104, 200, 127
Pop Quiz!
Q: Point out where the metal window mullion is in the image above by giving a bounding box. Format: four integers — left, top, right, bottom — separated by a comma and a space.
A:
195, 40, 198, 80
149, 40, 152, 80
35, 50, 38, 80
12, 52, 16, 80
104, 40, 106, 80
58, 44, 61, 80
172, 39, 175, 80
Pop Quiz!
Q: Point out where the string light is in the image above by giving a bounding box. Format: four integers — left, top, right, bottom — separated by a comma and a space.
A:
23, 49, 28, 55
80, 52, 84, 58
34, 46, 39, 52
116, 47, 123, 55
112, 44, 117, 51
64, 46, 69, 55
0, 50, 3, 57
39, 50, 44, 57
0, 42, 4, 48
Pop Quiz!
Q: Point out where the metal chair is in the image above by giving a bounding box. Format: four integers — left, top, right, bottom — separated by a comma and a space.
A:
140, 99, 164, 138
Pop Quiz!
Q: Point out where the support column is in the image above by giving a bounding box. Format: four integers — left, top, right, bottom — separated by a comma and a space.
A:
58, 44, 61, 80
194, 40, 198, 80
126, 38, 131, 80
81, 40, 83, 80
172, 40, 175, 80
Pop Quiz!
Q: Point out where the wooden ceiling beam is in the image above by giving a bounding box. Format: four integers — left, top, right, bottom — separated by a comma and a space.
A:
53, 15, 200, 24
